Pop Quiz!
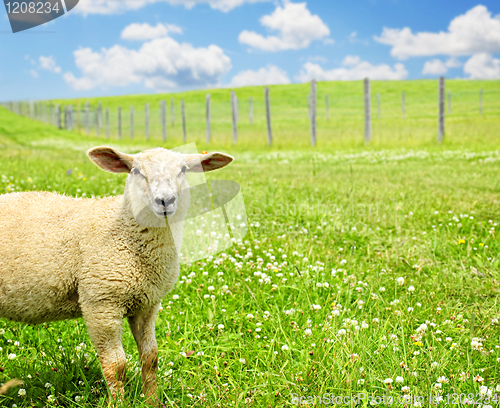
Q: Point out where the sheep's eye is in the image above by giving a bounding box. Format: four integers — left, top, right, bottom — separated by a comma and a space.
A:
179, 165, 187, 175
132, 168, 144, 177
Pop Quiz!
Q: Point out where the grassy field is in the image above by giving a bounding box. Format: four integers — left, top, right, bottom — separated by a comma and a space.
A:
0, 90, 500, 408
19, 79, 500, 150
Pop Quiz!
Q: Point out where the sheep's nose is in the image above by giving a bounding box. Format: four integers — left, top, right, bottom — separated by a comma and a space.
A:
155, 196, 176, 208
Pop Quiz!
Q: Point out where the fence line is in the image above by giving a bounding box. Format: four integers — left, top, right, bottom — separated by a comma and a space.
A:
1, 77, 495, 146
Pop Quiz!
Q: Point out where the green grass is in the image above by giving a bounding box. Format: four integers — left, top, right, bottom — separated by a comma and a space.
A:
18, 79, 500, 150
0, 98, 500, 407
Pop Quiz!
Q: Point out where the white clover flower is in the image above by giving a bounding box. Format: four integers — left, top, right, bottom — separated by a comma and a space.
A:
437, 376, 448, 383
18, 389, 26, 397
218, 324, 224, 330
384, 378, 393, 385
8, 353, 16, 360
431, 362, 439, 368
408, 285, 415, 292
379, 287, 386, 292
207, 286, 215, 292
246, 314, 254, 319
338, 329, 347, 336
402, 386, 410, 393
358, 379, 365, 385
281, 344, 289, 351
304, 329, 312, 336
239, 358, 246, 364
397, 277, 404, 286
396, 376, 404, 383
45, 382, 52, 388
172, 294, 179, 300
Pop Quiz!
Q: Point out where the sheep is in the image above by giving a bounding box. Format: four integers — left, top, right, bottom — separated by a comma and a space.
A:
0, 146, 234, 404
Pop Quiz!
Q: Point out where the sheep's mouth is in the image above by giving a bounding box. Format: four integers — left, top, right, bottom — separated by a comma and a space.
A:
153, 209, 175, 218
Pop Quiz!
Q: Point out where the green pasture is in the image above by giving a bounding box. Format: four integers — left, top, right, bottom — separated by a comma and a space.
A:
0, 91, 499, 407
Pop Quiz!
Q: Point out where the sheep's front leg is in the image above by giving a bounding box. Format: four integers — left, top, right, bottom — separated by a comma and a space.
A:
83, 307, 127, 399
128, 304, 160, 404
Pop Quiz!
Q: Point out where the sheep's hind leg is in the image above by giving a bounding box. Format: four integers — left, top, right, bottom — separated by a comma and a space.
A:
128, 304, 160, 405
83, 307, 127, 400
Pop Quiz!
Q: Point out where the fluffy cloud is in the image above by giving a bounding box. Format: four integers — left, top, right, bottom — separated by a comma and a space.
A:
39, 56, 61, 73
422, 59, 447, 75
375, 5, 500, 59
464, 53, 500, 79
75, 0, 269, 15
296, 57, 408, 82
121, 23, 182, 41
64, 37, 231, 91
239, 1, 330, 51
422, 57, 462, 75
229, 65, 290, 87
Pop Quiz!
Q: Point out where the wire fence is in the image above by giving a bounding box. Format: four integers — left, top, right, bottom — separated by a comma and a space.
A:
1, 78, 499, 148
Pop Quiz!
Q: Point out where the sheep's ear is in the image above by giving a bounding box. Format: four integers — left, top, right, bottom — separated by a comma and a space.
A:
183, 152, 234, 173
87, 146, 134, 174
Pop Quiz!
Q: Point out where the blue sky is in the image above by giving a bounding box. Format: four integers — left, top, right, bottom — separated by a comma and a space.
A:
1, 0, 499, 100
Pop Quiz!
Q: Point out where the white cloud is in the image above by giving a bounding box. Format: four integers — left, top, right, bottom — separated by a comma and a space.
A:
30, 69, 39, 78
239, 1, 330, 51
296, 58, 408, 82
64, 37, 231, 91
121, 23, 182, 41
39, 56, 61, 73
375, 5, 500, 59
342, 55, 361, 67
422, 59, 447, 75
422, 57, 463, 75
229, 65, 290, 87
75, 0, 269, 15
464, 53, 500, 79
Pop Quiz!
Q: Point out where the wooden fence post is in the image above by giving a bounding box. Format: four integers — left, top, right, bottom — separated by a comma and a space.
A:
310, 80, 317, 146
56, 105, 61, 129
68, 105, 73, 131
145, 103, 150, 141
206, 94, 211, 144
249, 96, 253, 125
264, 87, 272, 147
106, 107, 110, 140
171, 98, 175, 127
438, 76, 445, 143
231, 91, 237, 143
130, 106, 134, 140
161, 100, 166, 142
118, 107, 122, 140
181, 99, 186, 143
377, 93, 380, 118
364, 77, 371, 143
479, 88, 483, 115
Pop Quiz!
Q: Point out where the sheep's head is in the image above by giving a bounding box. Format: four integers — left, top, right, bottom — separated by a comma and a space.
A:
87, 146, 233, 220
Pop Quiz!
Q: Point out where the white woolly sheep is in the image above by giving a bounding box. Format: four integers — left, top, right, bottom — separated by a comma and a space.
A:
0, 146, 234, 404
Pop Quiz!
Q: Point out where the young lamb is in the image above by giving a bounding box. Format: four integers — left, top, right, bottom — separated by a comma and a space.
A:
0, 146, 234, 403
